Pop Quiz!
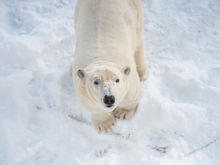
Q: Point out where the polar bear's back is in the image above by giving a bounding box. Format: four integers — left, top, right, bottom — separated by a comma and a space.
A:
74, 0, 143, 69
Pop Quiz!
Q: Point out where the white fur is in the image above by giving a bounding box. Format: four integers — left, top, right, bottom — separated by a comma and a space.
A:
72, 0, 146, 132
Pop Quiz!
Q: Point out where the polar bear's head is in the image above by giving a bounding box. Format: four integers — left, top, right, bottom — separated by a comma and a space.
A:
76, 66, 130, 112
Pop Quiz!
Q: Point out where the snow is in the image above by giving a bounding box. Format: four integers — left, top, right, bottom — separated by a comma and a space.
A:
0, 0, 220, 164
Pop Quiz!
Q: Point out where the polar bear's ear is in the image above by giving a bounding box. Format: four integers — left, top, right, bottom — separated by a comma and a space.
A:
122, 66, 131, 75
77, 69, 85, 79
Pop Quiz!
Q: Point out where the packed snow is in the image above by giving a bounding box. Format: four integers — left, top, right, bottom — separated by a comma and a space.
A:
0, 0, 220, 164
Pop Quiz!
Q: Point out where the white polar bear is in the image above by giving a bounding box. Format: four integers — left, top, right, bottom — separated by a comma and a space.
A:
72, 0, 146, 132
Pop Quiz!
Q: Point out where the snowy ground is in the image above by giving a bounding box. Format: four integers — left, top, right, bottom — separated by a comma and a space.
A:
0, 0, 220, 164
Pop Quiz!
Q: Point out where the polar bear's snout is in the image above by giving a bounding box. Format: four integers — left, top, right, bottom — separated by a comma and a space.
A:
103, 95, 115, 107
101, 81, 117, 109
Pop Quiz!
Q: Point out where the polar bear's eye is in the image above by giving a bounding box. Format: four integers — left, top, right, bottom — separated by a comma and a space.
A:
116, 79, 120, 83
94, 80, 99, 85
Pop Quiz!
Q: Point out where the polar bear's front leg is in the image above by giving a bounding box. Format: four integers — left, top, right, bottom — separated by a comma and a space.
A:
92, 112, 115, 132
112, 104, 138, 120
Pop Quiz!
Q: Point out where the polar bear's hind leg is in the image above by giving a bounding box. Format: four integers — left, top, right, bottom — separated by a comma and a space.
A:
135, 37, 147, 81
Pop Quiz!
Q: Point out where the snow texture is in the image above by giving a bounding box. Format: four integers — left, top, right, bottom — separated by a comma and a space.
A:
0, 0, 220, 164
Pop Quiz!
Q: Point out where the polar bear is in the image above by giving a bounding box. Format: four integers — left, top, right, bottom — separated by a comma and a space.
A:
72, 0, 146, 132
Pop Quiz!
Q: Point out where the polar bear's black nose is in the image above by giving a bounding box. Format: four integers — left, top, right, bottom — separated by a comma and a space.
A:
104, 95, 115, 106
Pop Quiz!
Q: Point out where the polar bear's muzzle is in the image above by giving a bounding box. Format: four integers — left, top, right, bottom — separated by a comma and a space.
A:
103, 95, 115, 108
101, 82, 117, 109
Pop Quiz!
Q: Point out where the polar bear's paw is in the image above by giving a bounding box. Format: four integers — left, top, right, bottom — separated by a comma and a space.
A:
92, 114, 115, 132
113, 107, 137, 120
